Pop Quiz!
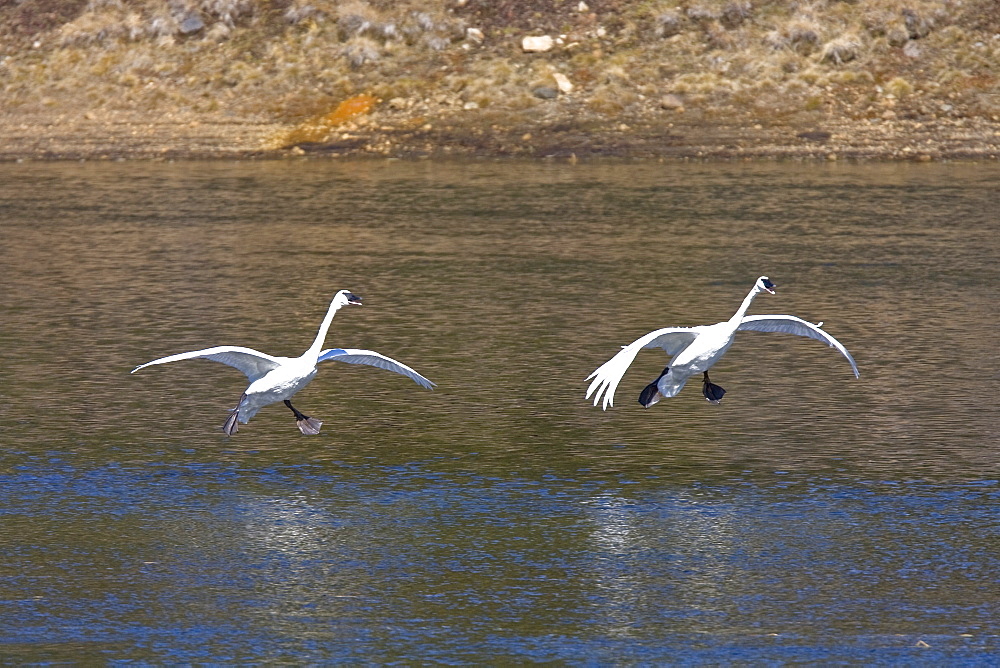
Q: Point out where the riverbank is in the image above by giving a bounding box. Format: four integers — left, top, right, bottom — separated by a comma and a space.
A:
2, 108, 997, 161
2, 0, 998, 161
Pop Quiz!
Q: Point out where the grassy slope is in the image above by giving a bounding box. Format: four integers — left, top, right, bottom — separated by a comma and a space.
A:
0, 0, 997, 157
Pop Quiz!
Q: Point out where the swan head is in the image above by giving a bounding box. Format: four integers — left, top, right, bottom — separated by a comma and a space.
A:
334, 290, 363, 307
756, 276, 777, 295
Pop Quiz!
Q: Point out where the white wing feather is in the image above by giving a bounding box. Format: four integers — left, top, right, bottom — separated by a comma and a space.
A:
318, 348, 436, 389
131, 345, 284, 382
585, 327, 698, 410
737, 315, 859, 378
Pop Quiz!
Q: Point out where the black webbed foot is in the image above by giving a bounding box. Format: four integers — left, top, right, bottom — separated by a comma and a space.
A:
702, 382, 726, 404
702, 371, 726, 404
638, 381, 662, 408
638, 366, 670, 408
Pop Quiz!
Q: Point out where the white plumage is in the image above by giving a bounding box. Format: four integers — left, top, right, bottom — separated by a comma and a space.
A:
586, 277, 858, 410
132, 290, 435, 435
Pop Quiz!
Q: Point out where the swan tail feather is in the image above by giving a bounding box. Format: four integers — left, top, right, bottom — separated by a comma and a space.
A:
585, 343, 645, 410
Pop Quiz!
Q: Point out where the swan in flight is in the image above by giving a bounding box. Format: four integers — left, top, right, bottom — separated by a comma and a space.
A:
132, 290, 435, 435
586, 277, 859, 410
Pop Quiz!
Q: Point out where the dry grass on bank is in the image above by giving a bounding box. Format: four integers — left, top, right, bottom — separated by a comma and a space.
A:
0, 0, 997, 139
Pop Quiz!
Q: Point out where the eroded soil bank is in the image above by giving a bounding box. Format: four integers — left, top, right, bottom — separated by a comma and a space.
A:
1, 0, 998, 161
2, 107, 997, 162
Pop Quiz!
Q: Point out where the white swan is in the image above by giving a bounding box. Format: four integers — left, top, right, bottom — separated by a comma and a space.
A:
586, 277, 859, 410
132, 290, 435, 435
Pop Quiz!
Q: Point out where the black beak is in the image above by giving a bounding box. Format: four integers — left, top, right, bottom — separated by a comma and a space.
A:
347, 293, 363, 305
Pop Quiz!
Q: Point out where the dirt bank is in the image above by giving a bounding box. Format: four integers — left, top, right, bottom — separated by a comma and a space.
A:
2, 107, 997, 161
1, 0, 998, 161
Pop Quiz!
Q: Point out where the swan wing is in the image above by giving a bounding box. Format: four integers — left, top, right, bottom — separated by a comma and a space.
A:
585, 327, 698, 410
131, 345, 284, 382
737, 315, 859, 378
318, 348, 436, 389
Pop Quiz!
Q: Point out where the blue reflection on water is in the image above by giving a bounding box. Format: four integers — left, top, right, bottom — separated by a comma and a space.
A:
1, 459, 997, 663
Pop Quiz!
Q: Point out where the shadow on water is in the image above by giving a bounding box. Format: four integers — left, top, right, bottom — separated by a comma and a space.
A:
0, 160, 997, 662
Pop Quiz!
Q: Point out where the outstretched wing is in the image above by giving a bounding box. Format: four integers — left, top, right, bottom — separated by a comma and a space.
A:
585, 327, 699, 410
737, 315, 859, 378
318, 348, 436, 389
131, 345, 284, 382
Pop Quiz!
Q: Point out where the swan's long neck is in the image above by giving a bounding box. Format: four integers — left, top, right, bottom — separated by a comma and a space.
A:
305, 298, 345, 359
729, 285, 762, 324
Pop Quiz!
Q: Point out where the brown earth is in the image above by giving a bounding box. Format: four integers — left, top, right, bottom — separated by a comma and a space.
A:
1, 0, 998, 162
2, 105, 996, 162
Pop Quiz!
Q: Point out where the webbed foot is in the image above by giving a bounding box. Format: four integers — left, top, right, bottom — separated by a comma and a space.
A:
285, 399, 323, 435
702, 371, 726, 404
223, 410, 240, 435
638, 366, 670, 408
638, 382, 662, 408
223, 394, 246, 435
296, 417, 324, 435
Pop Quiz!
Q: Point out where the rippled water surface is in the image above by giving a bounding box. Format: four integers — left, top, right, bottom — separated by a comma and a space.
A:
1, 160, 997, 663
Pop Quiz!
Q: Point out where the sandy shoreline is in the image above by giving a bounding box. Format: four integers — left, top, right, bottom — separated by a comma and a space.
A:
2, 109, 998, 162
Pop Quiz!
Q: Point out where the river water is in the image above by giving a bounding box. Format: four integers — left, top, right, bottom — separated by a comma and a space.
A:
1, 160, 997, 663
